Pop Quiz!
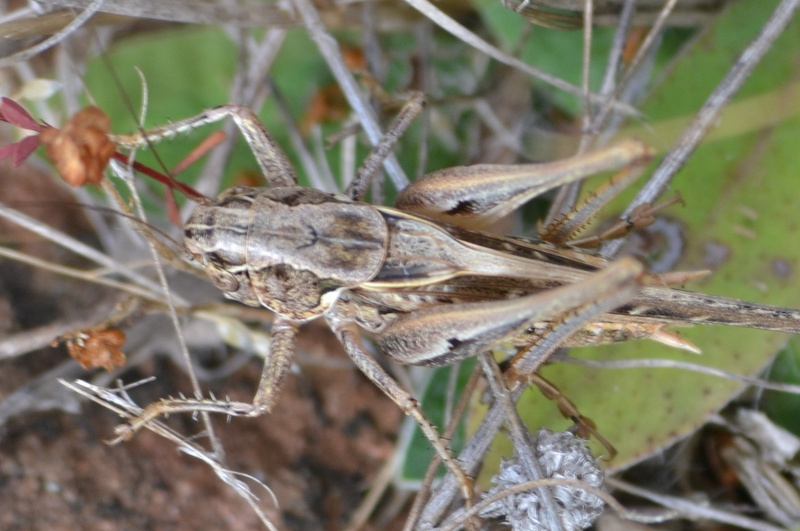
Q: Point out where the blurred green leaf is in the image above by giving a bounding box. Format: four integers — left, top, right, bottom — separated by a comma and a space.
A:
762, 338, 800, 436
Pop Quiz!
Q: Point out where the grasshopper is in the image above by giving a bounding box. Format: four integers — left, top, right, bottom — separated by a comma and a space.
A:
4, 88, 799, 522
74, 90, 800, 512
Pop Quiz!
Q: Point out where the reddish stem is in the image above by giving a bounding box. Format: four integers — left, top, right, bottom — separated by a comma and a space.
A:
111, 151, 207, 202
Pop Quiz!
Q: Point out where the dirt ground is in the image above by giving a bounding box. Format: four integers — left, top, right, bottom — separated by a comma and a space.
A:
0, 340, 407, 530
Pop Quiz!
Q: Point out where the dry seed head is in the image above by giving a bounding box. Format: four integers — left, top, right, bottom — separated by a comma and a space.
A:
480, 429, 604, 530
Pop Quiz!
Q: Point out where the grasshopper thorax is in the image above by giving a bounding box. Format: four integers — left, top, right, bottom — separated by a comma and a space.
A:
184, 185, 389, 321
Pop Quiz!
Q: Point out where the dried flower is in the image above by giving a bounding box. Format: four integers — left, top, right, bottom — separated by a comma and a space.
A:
480, 429, 605, 530
38, 106, 116, 186
0, 98, 116, 186
58, 329, 127, 371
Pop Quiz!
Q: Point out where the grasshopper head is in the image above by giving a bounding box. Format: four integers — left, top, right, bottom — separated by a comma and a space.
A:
184, 186, 389, 321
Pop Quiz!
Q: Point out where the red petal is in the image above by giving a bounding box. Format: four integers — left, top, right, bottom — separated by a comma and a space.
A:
0, 97, 43, 131
13, 135, 41, 166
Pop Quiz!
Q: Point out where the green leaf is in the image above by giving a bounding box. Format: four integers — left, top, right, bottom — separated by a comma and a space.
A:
762, 338, 800, 436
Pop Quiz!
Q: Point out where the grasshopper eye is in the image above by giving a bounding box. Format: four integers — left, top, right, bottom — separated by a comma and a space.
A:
206, 266, 239, 292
